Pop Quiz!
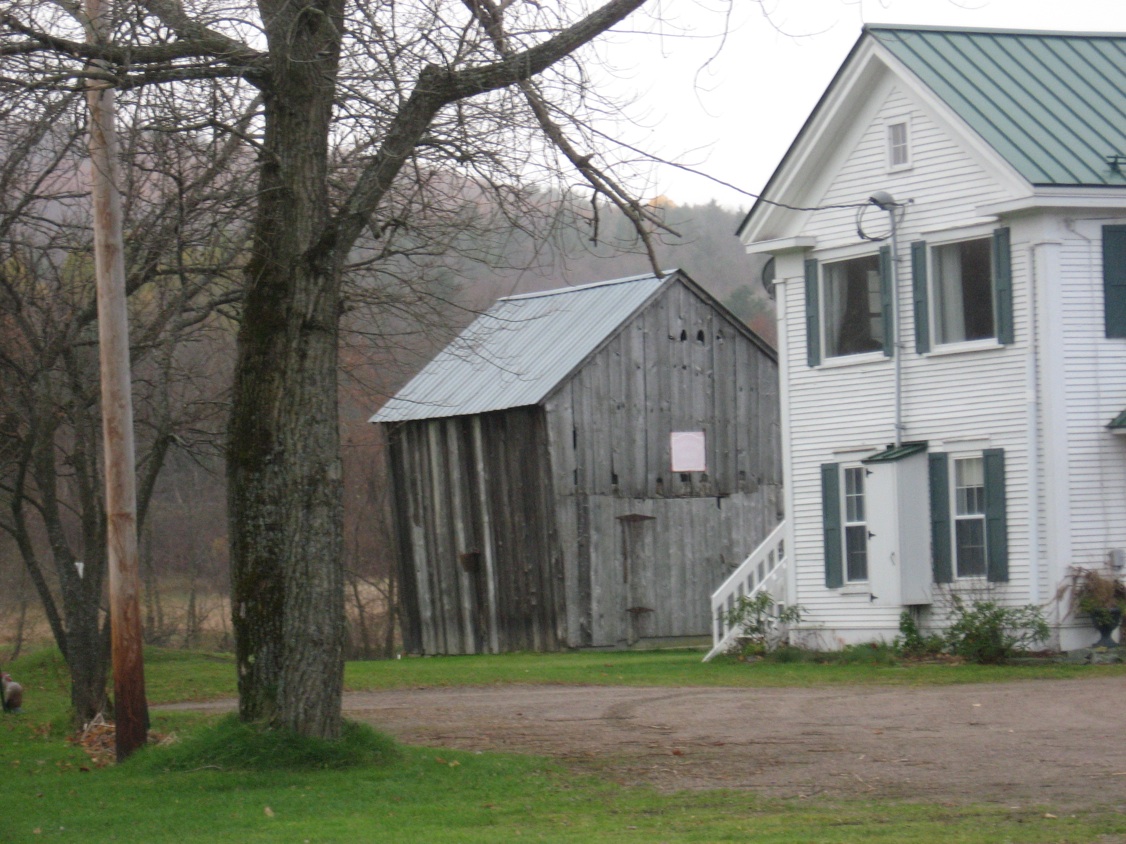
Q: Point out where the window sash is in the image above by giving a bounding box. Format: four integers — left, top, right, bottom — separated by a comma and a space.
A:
952, 456, 987, 578
842, 466, 868, 582
823, 255, 884, 358
888, 121, 909, 168
933, 238, 994, 345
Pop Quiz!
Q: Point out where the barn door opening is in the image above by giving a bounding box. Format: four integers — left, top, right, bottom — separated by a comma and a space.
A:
618, 513, 656, 645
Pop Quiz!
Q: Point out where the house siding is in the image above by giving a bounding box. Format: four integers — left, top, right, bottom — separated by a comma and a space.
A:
1057, 221, 1126, 571
745, 27, 1126, 651
780, 83, 1038, 644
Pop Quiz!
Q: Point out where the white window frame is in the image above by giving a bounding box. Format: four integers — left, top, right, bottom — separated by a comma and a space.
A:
927, 230, 998, 350
951, 454, 987, 579
842, 465, 869, 583
927, 236, 999, 348
886, 116, 912, 172
821, 253, 884, 360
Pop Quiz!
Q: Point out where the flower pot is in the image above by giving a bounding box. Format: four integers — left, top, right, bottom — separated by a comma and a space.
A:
1090, 607, 1123, 649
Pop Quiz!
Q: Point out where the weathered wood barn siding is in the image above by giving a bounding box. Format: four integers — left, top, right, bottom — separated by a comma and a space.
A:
543, 278, 781, 647
387, 408, 564, 655
377, 271, 781, 654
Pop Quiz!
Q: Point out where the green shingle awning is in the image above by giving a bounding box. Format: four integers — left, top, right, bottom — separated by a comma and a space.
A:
862, 441, 929, 463
1107, 410, 1126, 432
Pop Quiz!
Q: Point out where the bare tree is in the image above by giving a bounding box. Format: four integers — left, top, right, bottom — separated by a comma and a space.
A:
0, 87, 245, 724
1, 0, 687, 738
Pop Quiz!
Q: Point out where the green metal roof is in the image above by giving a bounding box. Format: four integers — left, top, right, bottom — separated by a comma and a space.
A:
861, 441, 928, 464
870, 26, 1126, 187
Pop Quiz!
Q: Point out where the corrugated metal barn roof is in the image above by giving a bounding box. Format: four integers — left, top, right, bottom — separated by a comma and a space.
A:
871, 25, 1126, 187
370, 271, 671, 423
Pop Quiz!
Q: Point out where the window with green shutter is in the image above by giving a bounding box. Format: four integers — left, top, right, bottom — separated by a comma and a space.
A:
982, 448, 1008, 582
928, 450, 1008, 584
992, 228, 1013, 345
823, 463, 872, 587
812, 253, 889, 360
821, 463, 843, 588
928, 453, 952, 583
911, 240, 930, 354
805, 258, 821, 367
922, 228, 1013, 349
879, 245, 894, 357
1104, 225, 1126, 339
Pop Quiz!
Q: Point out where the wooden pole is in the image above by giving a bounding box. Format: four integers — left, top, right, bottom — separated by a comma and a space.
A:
84, 0, 148, 761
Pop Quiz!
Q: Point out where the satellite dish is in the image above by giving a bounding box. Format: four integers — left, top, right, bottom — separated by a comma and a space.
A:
761, 256, 776, 300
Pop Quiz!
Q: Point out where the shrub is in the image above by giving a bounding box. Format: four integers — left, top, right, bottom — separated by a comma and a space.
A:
724, 592, 802, 657
943, 597, 1049, 664
136, 714, 401, 772
1066, 566, 1126, 628
895, 611, 944, 659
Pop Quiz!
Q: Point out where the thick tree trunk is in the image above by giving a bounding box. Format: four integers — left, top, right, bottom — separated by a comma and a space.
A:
224, 0, 649, 740
228, 0, 346, 739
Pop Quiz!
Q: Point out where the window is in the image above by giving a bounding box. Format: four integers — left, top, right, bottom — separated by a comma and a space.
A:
805, 248, 893, 365
887, 121, 910, 169
843, 467, 869, 582
934, 238, 993, 344
1104, 225, 1126, 338
824, 255, 884, 357
911, 228, 1013, 353
821, 463, 869, 587
952, 457, 986, 577
928, 450, 1008, 583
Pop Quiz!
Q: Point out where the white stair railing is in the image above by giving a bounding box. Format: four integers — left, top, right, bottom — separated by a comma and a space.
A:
703, 520, 789, 661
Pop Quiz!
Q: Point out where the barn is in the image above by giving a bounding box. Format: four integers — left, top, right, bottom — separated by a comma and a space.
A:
371, 269, 781, 654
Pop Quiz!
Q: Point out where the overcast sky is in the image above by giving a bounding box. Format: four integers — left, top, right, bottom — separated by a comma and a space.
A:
601, 0, 1126, 209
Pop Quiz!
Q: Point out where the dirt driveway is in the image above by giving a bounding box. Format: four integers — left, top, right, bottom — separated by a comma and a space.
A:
170, 677, 1126, 807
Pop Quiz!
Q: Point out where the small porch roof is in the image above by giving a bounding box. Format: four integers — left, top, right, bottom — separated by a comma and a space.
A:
861, 441, 929, 463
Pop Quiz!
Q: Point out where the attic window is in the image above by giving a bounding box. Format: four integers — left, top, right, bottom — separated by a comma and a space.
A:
887, 120, 910, 170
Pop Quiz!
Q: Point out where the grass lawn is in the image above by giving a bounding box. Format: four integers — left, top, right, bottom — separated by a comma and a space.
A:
138, 645, 1126, 704
2, 647, 1123, 843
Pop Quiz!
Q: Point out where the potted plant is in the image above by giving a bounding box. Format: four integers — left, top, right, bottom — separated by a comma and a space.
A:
1067, 567, 1126, 648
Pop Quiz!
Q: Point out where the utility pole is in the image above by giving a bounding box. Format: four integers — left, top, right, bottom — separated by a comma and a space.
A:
84, 0, 148, 761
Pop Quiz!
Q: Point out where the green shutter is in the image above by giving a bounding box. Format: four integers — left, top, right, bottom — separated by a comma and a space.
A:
1103, 225, 1126, 338
992, 227, 1013, 345
983, 448, 1008, 583
821, 463, 842, 589
928, 453, 952, 584
805, 258, 821, 367
879, 245, 894, 357
911, 240, 930, 354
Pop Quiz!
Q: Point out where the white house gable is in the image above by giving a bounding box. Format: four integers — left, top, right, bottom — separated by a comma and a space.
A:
733, 25, 1126, 652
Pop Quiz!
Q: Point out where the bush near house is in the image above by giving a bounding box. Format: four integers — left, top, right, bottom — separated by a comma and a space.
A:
942, 597, 1050, 665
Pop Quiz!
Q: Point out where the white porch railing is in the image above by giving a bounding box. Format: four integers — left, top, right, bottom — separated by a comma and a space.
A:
703, 520, 789, 661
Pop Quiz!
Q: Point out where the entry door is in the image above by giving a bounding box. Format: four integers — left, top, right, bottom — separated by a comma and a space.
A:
864, 465, 901, 607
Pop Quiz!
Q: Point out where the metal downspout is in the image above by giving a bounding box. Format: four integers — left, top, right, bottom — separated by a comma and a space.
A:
1027, 243, 1041, 606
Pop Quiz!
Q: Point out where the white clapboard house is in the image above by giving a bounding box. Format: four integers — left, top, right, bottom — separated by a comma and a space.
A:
708, 25, 1126, 656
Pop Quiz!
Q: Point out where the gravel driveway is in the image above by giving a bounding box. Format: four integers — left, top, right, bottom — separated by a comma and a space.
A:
165, 676, 1126, 807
